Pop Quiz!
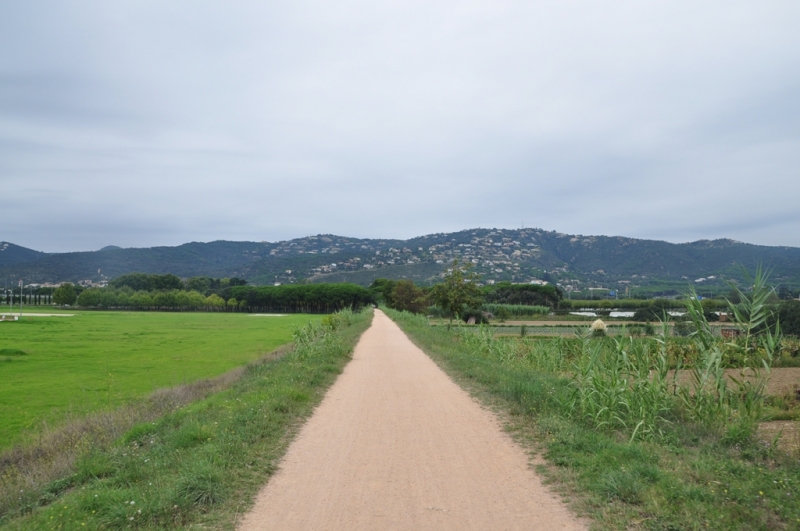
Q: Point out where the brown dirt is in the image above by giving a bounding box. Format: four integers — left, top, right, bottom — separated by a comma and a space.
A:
758, 421, 800, 454
668, 367, 800, 397
238, 310, 586, 531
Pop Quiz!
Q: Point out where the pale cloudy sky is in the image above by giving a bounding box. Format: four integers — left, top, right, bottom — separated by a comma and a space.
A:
1, 1, 799, 252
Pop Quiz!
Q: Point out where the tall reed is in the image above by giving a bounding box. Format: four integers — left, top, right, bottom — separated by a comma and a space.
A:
418, 267, 782, 442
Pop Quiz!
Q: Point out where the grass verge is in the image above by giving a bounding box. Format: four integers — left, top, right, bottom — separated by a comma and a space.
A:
385, 308, 800, 531
0, 308, 372, 530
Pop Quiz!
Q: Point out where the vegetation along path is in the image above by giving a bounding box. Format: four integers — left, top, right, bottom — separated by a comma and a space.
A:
239, 310, 584, 530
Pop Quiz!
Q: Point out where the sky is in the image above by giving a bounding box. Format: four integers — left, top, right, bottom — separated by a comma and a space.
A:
1, 1, 799, 253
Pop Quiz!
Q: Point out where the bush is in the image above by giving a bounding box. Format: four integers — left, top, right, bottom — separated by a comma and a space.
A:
461, 309, 489, 324
778, 300, 800, 337
494, 306, 511, 322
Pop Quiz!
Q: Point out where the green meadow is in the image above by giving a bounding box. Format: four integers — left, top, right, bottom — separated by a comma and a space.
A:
0, 311, 318, 449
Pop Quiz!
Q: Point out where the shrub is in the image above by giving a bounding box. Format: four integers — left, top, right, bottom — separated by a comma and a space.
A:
461, 309, 489, 325
778, 300, 800, 337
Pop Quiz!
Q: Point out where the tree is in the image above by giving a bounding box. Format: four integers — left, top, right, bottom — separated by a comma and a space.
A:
130, 291, 153, 309
76, 288, 103, 307
390, 280, 427, 313
229, 284, 374, 313
483, 282, 562, 308
205, 294, 225, 311
53, 283, 78, 306
188, 291, 206, 310
369, 278, 397, 307
175, 291, 191, 309
116, 292, 130, 307
430, 259, 483, 328
185, 276, 211, 294
494, 306, 511, 322
110, 273, 183, 292
777, 300, 800, 337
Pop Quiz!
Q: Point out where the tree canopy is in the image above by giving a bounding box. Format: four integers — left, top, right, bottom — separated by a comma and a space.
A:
369, 278, 397, 306
777, 300, 800, 337
482, 281, 562, 308
109, 273, 183, 292
53, 283, 77, 306
390, 280, 428, 313
430, 259, 483, 325
230, 283, 374, 313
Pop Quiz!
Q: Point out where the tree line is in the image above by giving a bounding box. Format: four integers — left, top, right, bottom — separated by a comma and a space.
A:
229, 284, 374, 313
369, 262, 563, 324
110, 273, 248, 293
43, 273, 374, 314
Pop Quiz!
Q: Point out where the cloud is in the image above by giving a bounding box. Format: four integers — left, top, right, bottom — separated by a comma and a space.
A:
1, 1, 799, 252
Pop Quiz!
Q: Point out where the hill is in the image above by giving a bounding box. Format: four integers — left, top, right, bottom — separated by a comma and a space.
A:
0, 241, 48, 268
2, 229, 799, 294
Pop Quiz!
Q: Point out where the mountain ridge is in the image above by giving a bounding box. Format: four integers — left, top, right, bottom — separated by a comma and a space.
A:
2, 229, 799, 293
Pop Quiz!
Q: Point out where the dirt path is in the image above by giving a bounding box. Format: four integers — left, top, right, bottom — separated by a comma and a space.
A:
239, 310, 585, 530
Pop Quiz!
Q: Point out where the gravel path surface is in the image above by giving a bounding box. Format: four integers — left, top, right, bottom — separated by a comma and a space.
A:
239, 310, 585, 530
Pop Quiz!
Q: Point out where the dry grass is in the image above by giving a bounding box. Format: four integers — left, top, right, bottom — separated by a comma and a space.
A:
0, 346, 290, 517
758, 421, 800, 454
666, 367, 800, 397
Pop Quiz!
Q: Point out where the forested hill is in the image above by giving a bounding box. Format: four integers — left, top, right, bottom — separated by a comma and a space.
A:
0, 241, 268, 283
2, 229, 799, 292
0, 241, 48, 268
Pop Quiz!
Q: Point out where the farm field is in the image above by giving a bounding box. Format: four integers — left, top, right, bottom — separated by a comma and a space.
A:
431, 321, 731, 339
0, 310, 318, 449
388, 309, 800, 529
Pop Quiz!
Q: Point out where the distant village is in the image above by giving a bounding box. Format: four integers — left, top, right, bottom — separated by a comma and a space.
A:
3, 229, 784, 298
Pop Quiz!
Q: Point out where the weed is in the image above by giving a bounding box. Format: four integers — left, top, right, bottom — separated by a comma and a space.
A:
386, 297, 800, 530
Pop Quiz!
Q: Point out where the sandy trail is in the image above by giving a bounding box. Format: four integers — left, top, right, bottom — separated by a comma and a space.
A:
239, 310, 585, 531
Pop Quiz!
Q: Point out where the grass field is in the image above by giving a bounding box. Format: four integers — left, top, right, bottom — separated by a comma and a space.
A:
0, 311, 319, 449
0, 309, 372, 529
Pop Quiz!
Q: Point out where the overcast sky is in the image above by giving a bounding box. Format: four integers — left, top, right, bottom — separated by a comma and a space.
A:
2, 1, 799, 252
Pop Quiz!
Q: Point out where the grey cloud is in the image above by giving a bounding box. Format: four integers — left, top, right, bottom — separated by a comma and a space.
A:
1, 1, 799, 252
